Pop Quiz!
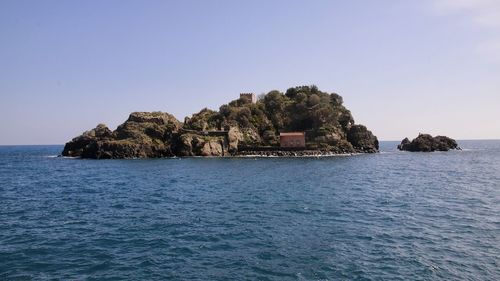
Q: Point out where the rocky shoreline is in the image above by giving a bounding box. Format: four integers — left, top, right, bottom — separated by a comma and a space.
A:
234, 150, 359, 157
62, 86, 380, 159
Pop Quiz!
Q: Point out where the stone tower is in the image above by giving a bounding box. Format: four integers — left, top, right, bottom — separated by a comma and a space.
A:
239, 93, 256, 104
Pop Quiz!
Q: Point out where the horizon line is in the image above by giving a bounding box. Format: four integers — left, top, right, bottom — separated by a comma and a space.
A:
1, 139, 500, 146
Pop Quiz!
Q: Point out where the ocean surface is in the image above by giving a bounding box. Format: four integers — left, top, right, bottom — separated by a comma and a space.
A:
0, 141, 499, 280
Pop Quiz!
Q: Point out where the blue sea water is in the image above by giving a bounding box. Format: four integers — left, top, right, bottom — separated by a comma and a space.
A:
0, 141, 499, 281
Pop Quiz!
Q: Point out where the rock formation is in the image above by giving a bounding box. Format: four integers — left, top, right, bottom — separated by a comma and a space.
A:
347, 125, 379, 153
62, 86, 379, 158
62, 112, 181, 158
397, 134, 460, 152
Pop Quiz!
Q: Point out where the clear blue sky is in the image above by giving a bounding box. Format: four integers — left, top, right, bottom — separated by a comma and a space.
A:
1, 0, 499, 144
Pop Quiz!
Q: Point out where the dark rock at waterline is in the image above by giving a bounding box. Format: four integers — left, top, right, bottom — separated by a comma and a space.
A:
397, 134, 460, 152
347, 125, 379, 153
61, 124, 113, 157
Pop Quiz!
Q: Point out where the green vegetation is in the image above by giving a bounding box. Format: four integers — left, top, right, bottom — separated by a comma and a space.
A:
186, 85, 371, 151
62, 85, 379, 158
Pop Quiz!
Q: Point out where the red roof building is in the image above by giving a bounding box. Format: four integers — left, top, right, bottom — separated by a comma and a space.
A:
280, 132, 305, 148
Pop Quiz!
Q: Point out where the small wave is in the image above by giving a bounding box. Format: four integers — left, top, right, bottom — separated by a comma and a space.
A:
233, 153, 361, 158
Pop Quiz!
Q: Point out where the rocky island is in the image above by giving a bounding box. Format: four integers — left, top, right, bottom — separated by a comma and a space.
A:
62, 86, 379, 158
398, 134, 460, 152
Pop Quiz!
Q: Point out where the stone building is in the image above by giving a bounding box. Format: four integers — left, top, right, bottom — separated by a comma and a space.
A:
280, 132, 306, 148
240, 93, 256, 104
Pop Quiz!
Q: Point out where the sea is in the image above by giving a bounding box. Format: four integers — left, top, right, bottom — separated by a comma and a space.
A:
0, 141, 499, 280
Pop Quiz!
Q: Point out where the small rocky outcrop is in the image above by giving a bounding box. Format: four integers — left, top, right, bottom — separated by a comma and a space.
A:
397, 134, 460, 152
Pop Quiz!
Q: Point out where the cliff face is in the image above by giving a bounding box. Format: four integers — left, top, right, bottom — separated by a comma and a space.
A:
62, 86, 379, 158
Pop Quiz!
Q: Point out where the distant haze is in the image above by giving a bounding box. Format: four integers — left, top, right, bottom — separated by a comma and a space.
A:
1, 0, 499, 144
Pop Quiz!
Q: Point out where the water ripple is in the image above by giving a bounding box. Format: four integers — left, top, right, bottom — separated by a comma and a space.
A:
0, 142, 499, 280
